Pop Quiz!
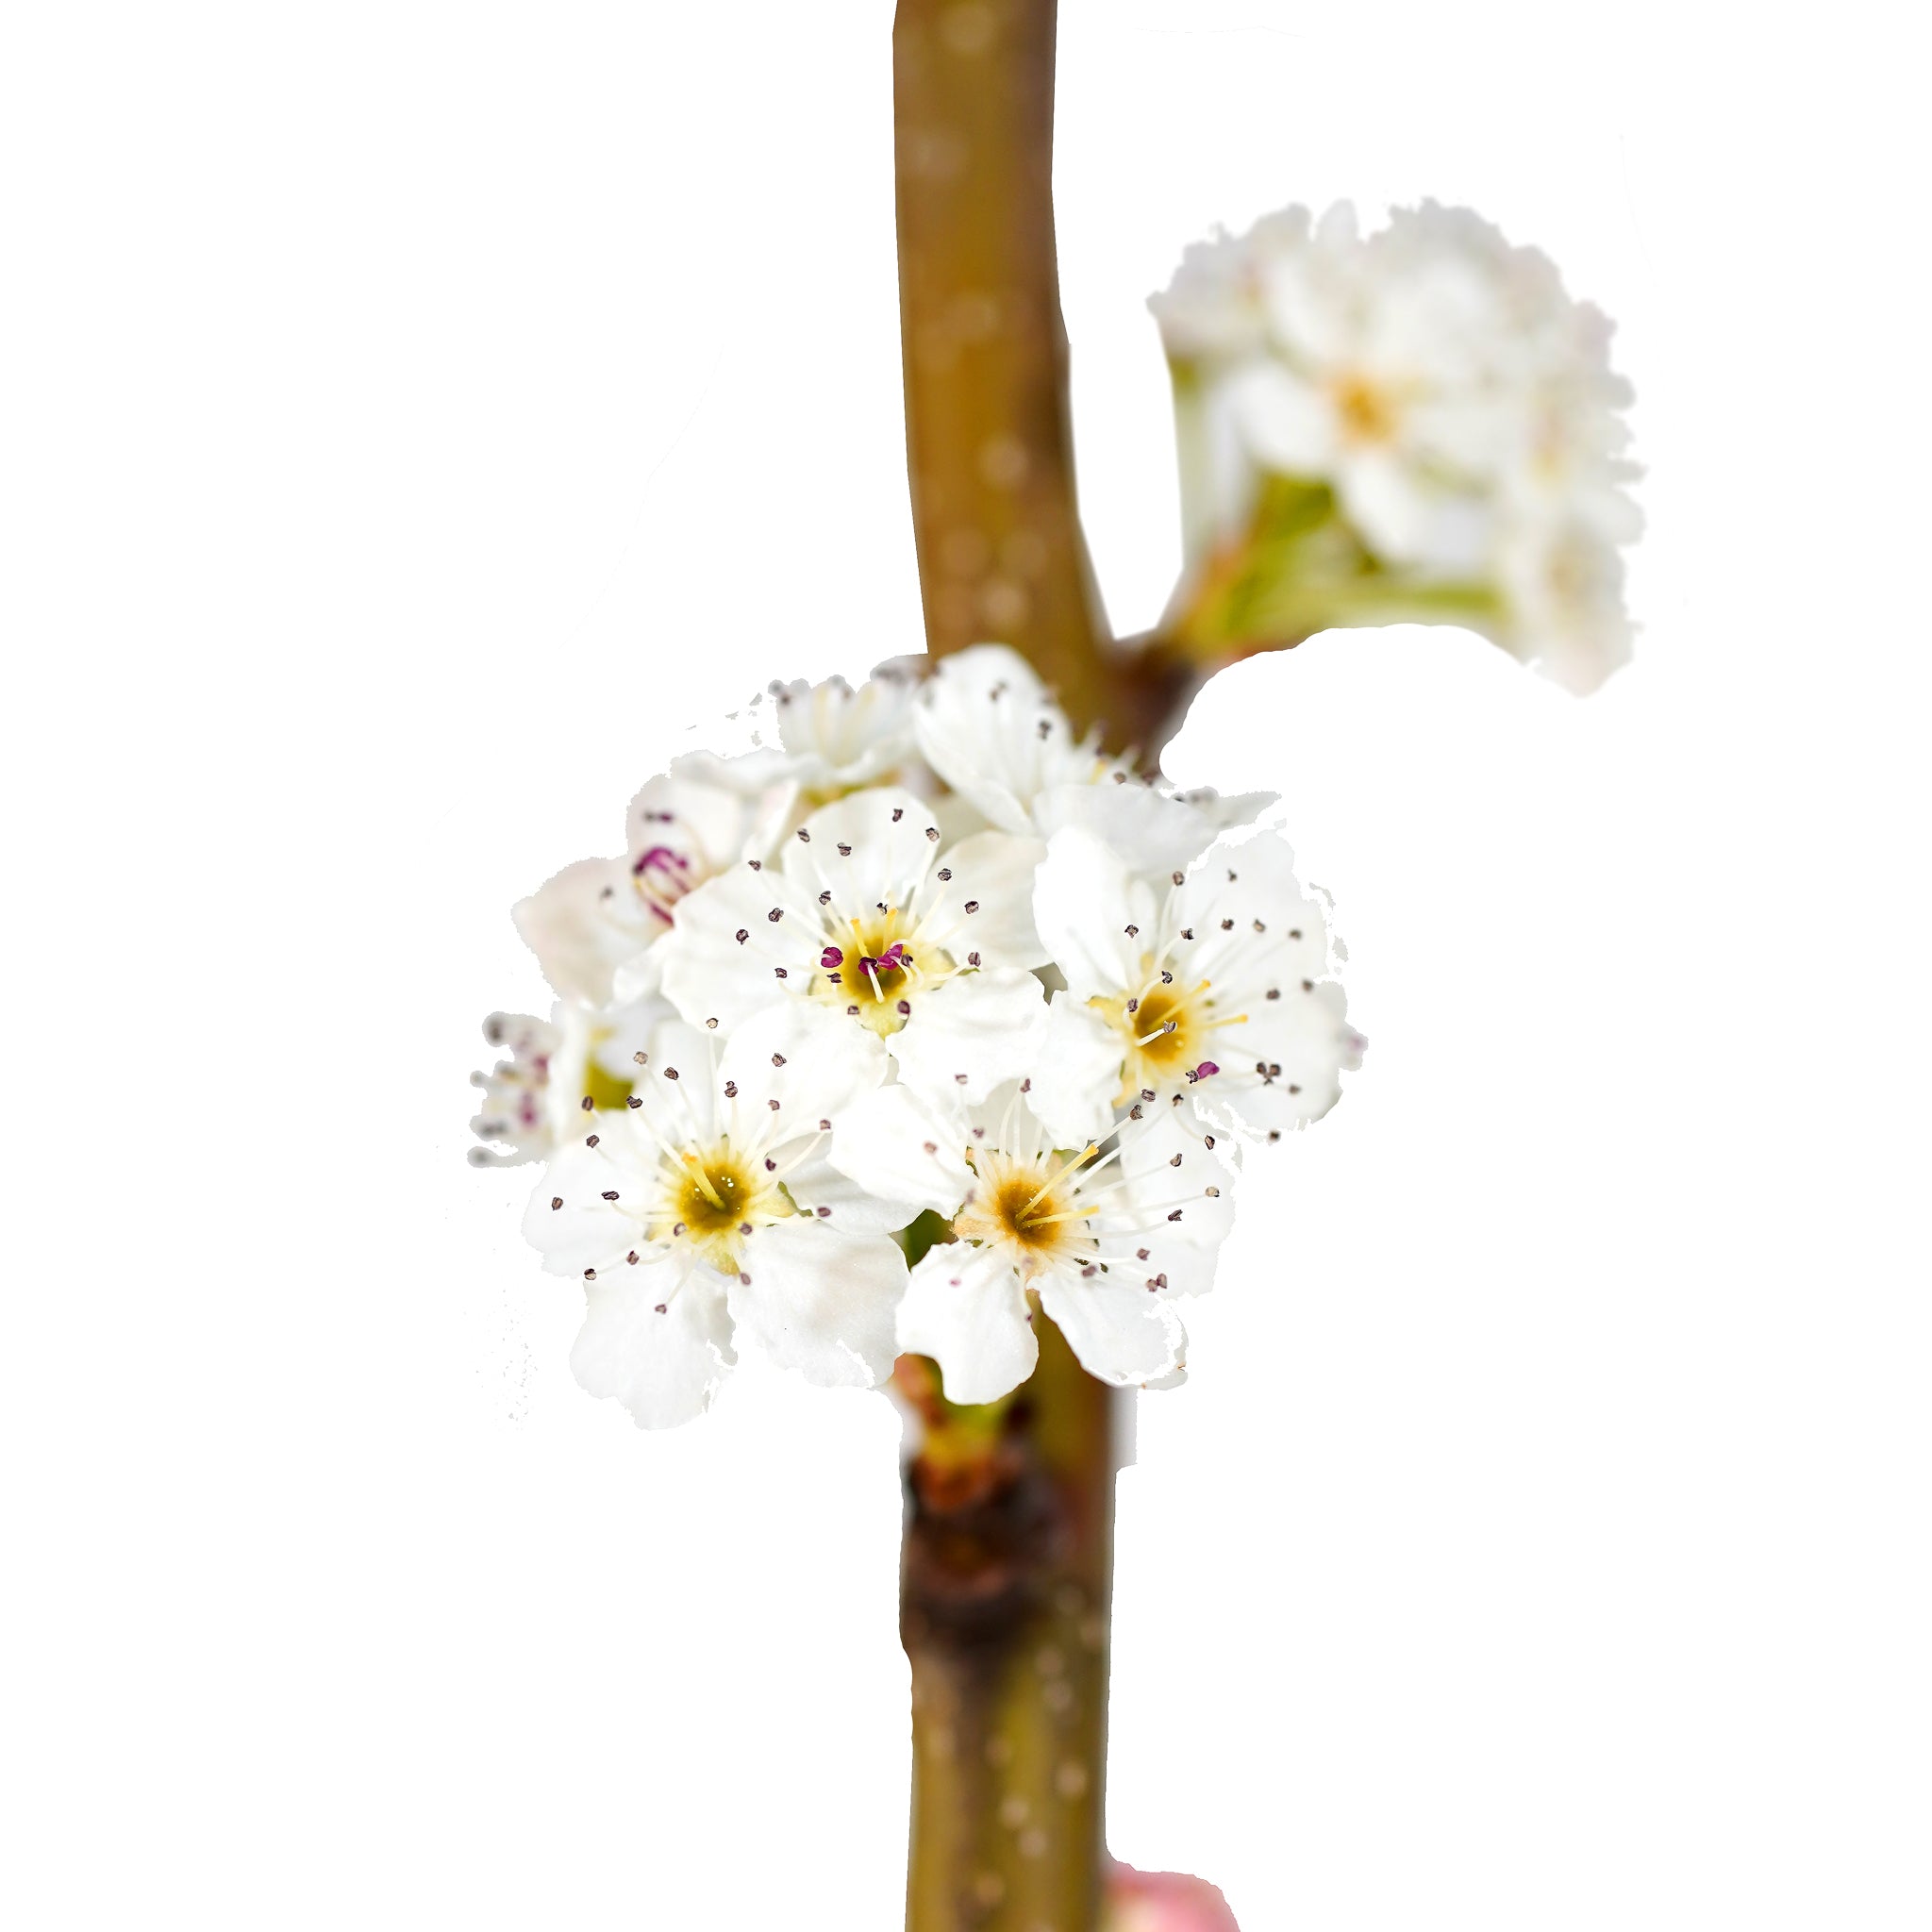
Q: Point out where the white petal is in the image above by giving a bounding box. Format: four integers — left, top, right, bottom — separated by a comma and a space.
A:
1171, 786, 1279, 838
596, 938, 663, 1004
1033, 828, 1156, 999
929, 786, 996, 847
1220, 358, 1337, 474
591, 990, 675, 1082
658, 863, 815, 1031
1212, 980, 1363, 1135
771, 671, 920, 786
716, 999, 890, 1132
1028, 996, 1126, 1147
521, 1127, 654, 1279
626, 769, 761, 869
829, 1085, 974, 1219
1088, 1204, 1224, 1300
915, 829, 1048, 969
533, 982, 675, 1139
729, 1221, 907, 1388
541, 993, 667, 1143
914, 646, 1093, 834
890, 970, 1048, 1105
1338, 446, 1460, 568
512, 855, 655, 1007
1173, 828, 1320, 932
1127, 1232, 1220, 1302
1178, 375, 1264, 552
897, 1244, 1039, 1405
1261, 216, 1357, 363
570, 1259, 735, 1429
920, 642, 1049, 709
1038, 1276, 1185, 1388
782, 784, 940, 912
618, 1016, 724, 1147
1115, 1112, 1241, 1260
1171, 835, 1336, 1018
1032, 782, 1222, 878
663, 744, 794, 804
778, 1153, 925, 1235
609, 948, 663, 1007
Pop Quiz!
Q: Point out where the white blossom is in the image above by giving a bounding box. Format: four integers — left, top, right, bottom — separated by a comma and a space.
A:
469, 971, 676, 1167
914, 645, 1274, 874
468, 1010, 560, 1167
513, 769, 774, 1007
1151, 200, 1641, 691
1027, 825, 1363, 1149
522, 1003, 908, 1427
1167, 202, 1504, 571
481, 641, 1366, 1425
831, 1078, 1238, 1402
914, 644, 1118, 828
657, 781, 1051, 1105
672, 663, 930, 827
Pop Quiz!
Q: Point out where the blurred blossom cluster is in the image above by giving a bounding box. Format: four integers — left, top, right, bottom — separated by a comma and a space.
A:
472, 648, 1362, 1427
1151, 201, 1641, 693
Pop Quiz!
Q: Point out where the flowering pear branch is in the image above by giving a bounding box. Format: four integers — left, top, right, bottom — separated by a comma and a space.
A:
469, 10, 1638, 1932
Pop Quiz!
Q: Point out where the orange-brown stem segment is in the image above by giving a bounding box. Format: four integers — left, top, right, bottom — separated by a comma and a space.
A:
899, 1319, 1117, 1932
893, 0, 1189, 758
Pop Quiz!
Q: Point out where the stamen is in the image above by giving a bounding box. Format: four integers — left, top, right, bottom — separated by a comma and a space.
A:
1024, 1202, 1104, 1228
1019, 1143, 1100, 1214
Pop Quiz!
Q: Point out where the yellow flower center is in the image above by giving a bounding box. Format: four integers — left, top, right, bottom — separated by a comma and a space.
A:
579, 1045, 635, 1113
1093, 966, 1234, 1099
649, 1146, 784, 1274
808, 908, 958, 1038
955, 1147, 1099, 1274
1331, 370, 1398, 445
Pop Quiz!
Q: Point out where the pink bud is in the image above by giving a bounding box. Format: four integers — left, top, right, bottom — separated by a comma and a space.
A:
1104, 1865, 1240, 1931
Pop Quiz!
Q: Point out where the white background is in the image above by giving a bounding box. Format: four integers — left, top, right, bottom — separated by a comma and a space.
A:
4, 2, 1927, 1926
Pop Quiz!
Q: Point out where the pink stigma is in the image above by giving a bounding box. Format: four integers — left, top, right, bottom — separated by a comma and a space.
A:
634, 844, 697, 924
633, 844, 690, 876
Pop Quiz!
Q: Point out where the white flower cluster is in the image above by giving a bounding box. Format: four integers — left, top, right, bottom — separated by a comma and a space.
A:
1150, 201, 1641, 693
472, 648, 1362, 1427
